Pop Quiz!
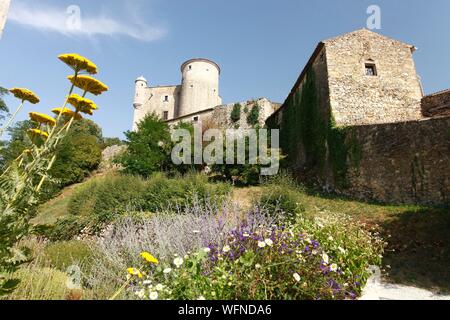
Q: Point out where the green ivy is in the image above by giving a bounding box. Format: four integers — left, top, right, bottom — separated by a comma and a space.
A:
267, 68, 362, 189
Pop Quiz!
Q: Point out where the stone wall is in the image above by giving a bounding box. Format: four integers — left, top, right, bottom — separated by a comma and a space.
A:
421, 89, 450, 117
344, 117, 450, 204
324, 29, 424, 126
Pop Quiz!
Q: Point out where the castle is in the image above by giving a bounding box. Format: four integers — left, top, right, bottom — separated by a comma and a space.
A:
134, 29, 449, 205
133, 58, 279, 131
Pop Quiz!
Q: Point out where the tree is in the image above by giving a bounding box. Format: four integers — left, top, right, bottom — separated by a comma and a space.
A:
0, 87, 9, 122
247, 102, 261, 127
230, 103, 242, 123
117, 113, 172, 177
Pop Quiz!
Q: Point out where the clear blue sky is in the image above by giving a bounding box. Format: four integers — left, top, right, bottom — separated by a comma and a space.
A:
1, 0, 449, 139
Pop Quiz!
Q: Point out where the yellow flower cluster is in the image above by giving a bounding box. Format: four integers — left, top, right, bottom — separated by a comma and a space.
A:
140, 252, 159, 264
127, 268, 143, 278
58, 53, 98, 74
9, 88, 40, 104
27, 129, 49, 140
67, 75, 108, 96
67, 94, 97, 115
29, 112, 57, 127
51, 107, 83, 120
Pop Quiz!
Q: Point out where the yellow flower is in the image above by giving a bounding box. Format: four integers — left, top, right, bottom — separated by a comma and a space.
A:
140, 252, 159, 264
9, 88, 40, 104
27, 129, 49, 140
127, 268, 143, 278
58, 53, 98, 74
52, 107, 83, 120
67, 75, 108, 96
67, 94, 98, 115
29, 112, 57, 126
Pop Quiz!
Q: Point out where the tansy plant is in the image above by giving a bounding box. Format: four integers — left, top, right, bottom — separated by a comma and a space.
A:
0, 53, 108, 296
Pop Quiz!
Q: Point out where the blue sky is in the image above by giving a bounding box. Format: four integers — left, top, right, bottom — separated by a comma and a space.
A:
1, 0, 449, 139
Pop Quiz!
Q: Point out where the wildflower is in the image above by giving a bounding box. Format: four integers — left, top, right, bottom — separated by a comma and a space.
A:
258, 241, 266, 248
328, 236, 334, 241
330, 264, 338, 272
158, 141, 165, 148
163, 268, 172, 274
321, 253, 329, 264
293, 273, 301, 282
127, 268, 143, 278
203, 247, 211, 253
58, 53, 98, 74
338, 247, 346, 255
27, 129, 48, 140
155, 284, 164, 291
29, 112, 57, 126
265, 239, 273, 246
51, 107, 83, 120
255, 264, 261, 269
135, 289, 146, 299
67, 94, 97, 115
143, 280, 152, 285
67, 75, 108, 95
223, 245, 231, 253
173, 257, 183, 268
140, 252, 159, 264
149, 291, 158, 300
9, 88, 40, 104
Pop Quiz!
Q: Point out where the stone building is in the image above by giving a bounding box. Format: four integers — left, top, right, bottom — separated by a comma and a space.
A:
266, 29, 449, 205
0, 0, 11, 39
133, 58, 278, 130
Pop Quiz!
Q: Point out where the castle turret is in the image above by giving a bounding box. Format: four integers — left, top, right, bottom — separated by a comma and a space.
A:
178, 58, 221, 117
134, 76, 147, 109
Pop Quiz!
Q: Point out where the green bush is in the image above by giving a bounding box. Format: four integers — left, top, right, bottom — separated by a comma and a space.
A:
68, 174, 146, 218
39, 215, 88, 242
230, 103, 242, 123
44, 241, 97, 272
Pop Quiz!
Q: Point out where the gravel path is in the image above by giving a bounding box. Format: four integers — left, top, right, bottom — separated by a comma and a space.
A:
360, 267, 450, 300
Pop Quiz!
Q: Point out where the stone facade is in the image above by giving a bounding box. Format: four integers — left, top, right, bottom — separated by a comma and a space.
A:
133, 58, 222, 130
325, 29, 423, 126
267, 29, 450, 205
0, 0, 10, 39
421, 89, 450, 117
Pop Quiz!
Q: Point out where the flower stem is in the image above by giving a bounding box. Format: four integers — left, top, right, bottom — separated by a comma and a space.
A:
0, 100, 24, 138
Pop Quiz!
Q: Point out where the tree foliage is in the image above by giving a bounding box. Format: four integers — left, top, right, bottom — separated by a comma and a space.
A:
117, 113, 173, 177
247, 102, 261, 127
230, 103, 242, 123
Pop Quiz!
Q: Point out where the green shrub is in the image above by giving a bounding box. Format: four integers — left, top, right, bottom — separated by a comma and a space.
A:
38, 215, 88, 242
44, 241, 97, 272
68, 174, 146, 218
230, 103, 242, 123
247, 101, 261, 126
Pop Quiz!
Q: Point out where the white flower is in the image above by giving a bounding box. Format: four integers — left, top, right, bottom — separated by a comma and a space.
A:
265, 239, 273, 246
163, 268, 172, 274
136, 289, 145, 299
312, 250, 318, 255
330, 263, 338, 272
322, 253, 329, 264
198, 296, 206, 300
143, 280, 152, 285
258, 241, 266, 248
173, 257, 184, 268
338, 247, 346, 255
204, 247, 211, 253
156, 284, 164, 291
328, 236, 334, 241
305, 238, 312, 244
255, 264, 261, 269
149, 291, 158, 300
293, 273, 301, 282
243, 233, 250, 237
158, 141, 164, 147
223, 245, 231, 253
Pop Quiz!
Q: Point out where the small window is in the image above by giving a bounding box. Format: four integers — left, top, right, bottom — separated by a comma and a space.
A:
189, 65, 192, 70
365, 63, 377, 76
193, 116, 199, 122
163, 111, 169, 120
164, 95, 169, 102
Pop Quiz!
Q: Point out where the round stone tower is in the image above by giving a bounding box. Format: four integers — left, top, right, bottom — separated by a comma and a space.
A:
133, 76, 147, 109
178, 58, 221, 117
